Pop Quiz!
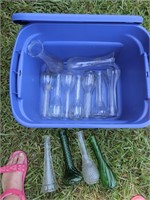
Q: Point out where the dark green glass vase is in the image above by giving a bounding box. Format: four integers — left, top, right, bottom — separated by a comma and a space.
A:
89, 135, 116, 189
59, 130, 82, 186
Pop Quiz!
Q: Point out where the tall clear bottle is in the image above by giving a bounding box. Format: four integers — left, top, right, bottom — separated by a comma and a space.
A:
76, 131, 99, 185
93, 71, 108, 118
41, 135, 58, 193
41, 69, 53, 118
70, 74, 83, 119
61, 73, 75, 119
107, 68, 120, 117
82, 71, 95, 118
49, 73, 63, 118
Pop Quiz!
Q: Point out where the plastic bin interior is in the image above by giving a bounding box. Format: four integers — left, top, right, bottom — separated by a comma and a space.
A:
10, 13, 150, 128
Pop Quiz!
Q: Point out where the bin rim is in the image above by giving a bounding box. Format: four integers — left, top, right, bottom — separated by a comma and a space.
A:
12, 13, 143, 25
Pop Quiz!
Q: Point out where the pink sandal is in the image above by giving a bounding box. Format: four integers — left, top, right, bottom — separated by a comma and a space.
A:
0, 150, 28, 200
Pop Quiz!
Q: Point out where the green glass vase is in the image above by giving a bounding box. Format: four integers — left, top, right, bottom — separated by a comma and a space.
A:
89, 135, 116, 189
59, 130, 82, 186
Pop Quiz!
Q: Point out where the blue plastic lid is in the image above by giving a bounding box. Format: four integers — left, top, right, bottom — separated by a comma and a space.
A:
12, 13, 143, 24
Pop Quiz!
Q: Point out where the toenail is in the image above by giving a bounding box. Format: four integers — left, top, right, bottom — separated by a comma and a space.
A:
19, 153, 23, 157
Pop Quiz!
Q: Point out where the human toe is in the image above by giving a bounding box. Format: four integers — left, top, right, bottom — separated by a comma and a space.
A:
17, 152, 25, 164
12, 154, 19, 165
6, 154, 17, 166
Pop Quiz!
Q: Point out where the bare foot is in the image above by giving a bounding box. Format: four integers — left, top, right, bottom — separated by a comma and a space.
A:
2, 152, 25, 200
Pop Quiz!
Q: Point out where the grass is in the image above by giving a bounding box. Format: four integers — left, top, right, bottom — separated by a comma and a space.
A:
1, 0, 150, 200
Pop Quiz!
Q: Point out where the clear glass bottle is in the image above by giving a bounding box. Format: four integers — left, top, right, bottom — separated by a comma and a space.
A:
66, 54, 115, 71
41, 135, 58, 193
93, 71, 108, 118
49, 73, 63, 118
76, 131, 99, 185
61, 73, 75, 119
107, 68, 120, 117
41, 70, 53, 118
70, 74, 83, 119
82, 71, 95, 118
28, 40, 63, 73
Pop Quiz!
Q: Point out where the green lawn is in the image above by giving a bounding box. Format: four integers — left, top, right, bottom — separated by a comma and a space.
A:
1, 1, 150, 200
